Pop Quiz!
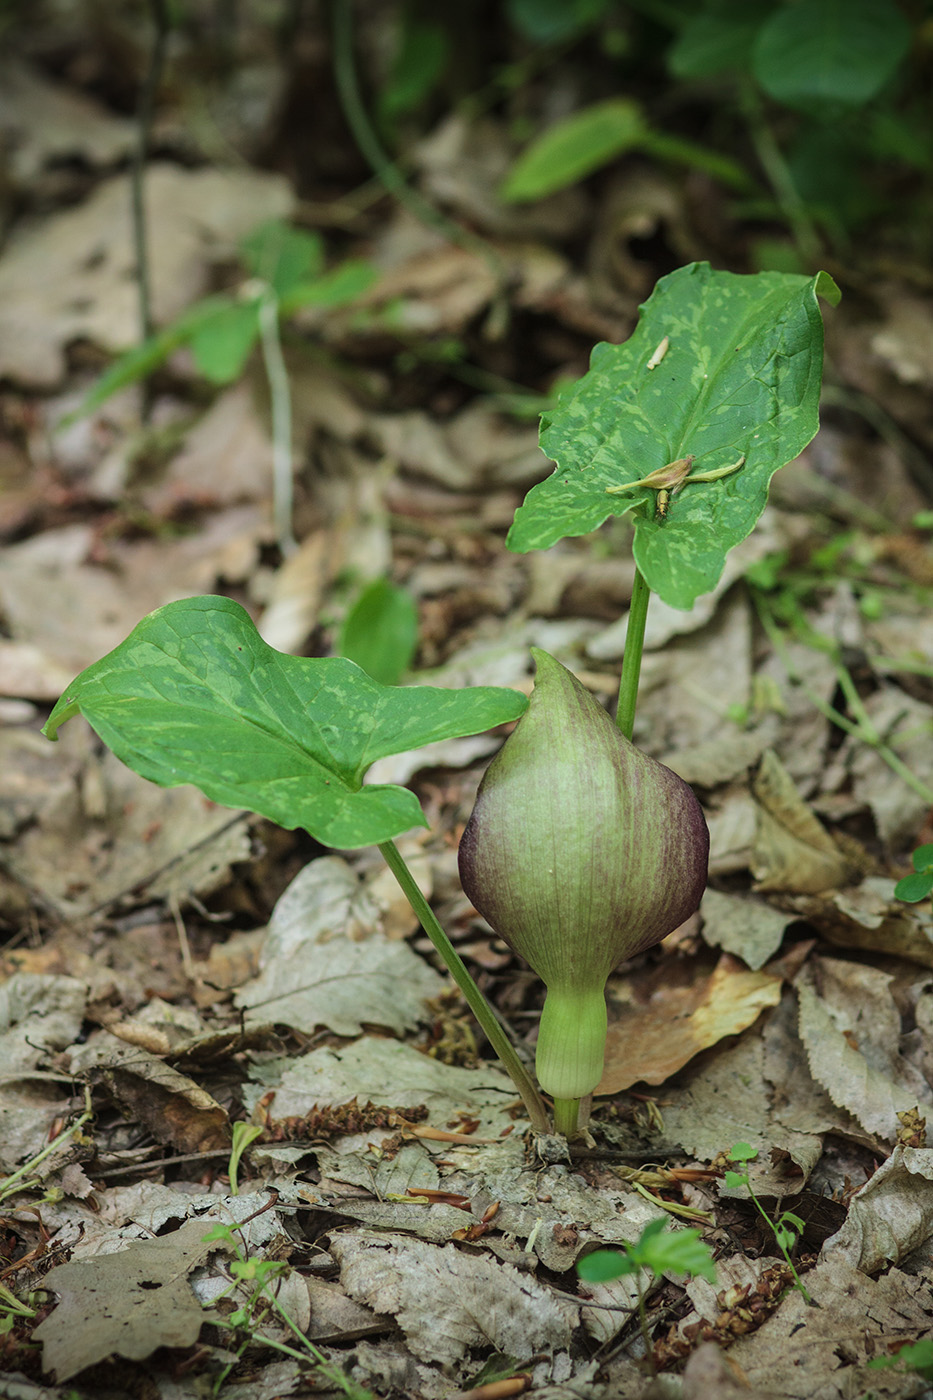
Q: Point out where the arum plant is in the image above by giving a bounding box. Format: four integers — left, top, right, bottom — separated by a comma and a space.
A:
459, 650, 708, 1135
41, 262, 838, 1139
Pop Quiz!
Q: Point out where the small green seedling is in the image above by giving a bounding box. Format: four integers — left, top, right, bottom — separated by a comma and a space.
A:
71, 220, 376, 419
202, 1221, 374, 1398
724, 1143, 811, 1304
227, 1122, 264, 1197
868, 1337, 933, 1383
578, 1218, 716, 1366
894, 845, 933, 904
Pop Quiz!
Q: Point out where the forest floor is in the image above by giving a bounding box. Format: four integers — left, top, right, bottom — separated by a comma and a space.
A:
2, 8, 933, 1400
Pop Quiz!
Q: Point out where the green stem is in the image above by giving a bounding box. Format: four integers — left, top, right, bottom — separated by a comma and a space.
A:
755, 593, 933, 807
331, 0, 503, 283
617, 568, 651, 741
552, 1097, 580, 1137
378, 839, 550, 1133
739, 79, 822, 266
636, 1280, 657, 1375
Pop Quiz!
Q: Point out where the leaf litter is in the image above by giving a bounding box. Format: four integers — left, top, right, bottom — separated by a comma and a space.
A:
3, 11, 933, 1400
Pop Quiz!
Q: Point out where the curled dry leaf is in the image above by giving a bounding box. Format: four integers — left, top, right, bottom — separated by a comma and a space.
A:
599, 953, 782, 1093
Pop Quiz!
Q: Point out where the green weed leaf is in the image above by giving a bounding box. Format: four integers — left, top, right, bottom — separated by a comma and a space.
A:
42, 596, 526, 849
240, 221, 324, 298
913, 843, 933, 872
500, 98, 646, 202
338, 578, 419, 685
668, 3, 769, 79
508, 262, 839, 609
894, 871, 933, 903
752, 0, 910, 108
729, 1142, 758, 1163
378, 18, 449, 120
578, 1219, 716, 1285
279, 259, 378, 314
189, 297, 261, 383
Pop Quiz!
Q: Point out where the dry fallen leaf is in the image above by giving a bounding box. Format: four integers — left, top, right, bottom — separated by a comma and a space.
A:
752, 749, 853, 894
797, 958, 933, 1142
599, 953, 783, 1093
330, 1230, 577, 1366
0, 163, 293, 386
73, 1035, 231, 1155
822, 1144, 933, 1272
33, 1218, 232, 1381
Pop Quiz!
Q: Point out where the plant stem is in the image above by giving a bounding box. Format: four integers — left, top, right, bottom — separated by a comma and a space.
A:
739, 79, 822, 267
636, 1279, 657, 1375
131, 0, 170, 346
257, 290, 297, 555
552, 1097, 580, 1137
616, 568, 651, 740
378, 839, 550, 1132
754, 592, 933, 806
330, 0, 503, 284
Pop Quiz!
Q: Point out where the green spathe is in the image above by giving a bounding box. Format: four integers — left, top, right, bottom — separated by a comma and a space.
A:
458, 649, 709, 1099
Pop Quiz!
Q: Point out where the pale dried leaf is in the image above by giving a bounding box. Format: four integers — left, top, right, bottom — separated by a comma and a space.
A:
33, 1218, 231, 1381
729, 1256, 933, 1399
797, 960, 933, 1141
330, 1230, 577, 1365
700, 889, 793, 970
0, 165, 293, 386
0, 62, 135, 182
235, 858, 443, 1035
822, 1145, 933, 1273
143, 383, 274, 515
245, 1036, 523, 1142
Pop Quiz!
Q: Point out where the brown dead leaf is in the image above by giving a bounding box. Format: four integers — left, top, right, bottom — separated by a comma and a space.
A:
788, 878, 933, 970
0, 163, 293, 386
752, 750, 853, 893
33, 1218, 232, 1381
77, 1035, 231, 1154
598, 953, 782, 1093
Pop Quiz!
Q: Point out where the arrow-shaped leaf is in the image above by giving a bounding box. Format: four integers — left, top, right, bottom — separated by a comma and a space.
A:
42, 595, 527, 849
508, 262, 840, 609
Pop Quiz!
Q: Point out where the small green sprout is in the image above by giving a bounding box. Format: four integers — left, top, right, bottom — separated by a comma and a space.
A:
868, 1337, 933, 1382
724, 1143, 811, 1304
202, 1222, 374, 1398
227, 1122, 264, 1196
578, 1219, 716, 1369
894, 844, 933, 904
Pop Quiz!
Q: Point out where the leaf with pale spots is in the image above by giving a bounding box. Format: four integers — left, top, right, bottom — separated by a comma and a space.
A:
42, 595, 527, 849
508, 262, 839, 609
